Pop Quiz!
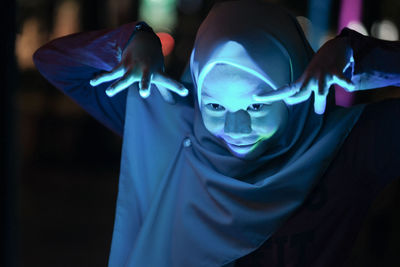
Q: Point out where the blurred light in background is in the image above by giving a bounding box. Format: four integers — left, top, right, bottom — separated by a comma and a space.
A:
296, 16, 312, 43
139, 0, 177, 32
107, 0, 134, 27
338, 0, 363, 32
371, 20, 399, 40
156, 32, 175, 56
178, 0, 202, 14
336, 0, 364, 107
52, 0, 80, 38
15, 17, 44, 70
16, 0, 81, 70
308, 0, 333, 50
346, 21, 368, 35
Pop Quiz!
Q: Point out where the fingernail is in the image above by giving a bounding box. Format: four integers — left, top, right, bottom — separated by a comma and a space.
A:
106, 89, 114, 97
314, 103, 325, 115
139, 88, 150, 98
180, 88, 189, 96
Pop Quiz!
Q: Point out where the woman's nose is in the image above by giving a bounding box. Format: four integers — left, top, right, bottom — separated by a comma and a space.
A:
224, 110, 251, 135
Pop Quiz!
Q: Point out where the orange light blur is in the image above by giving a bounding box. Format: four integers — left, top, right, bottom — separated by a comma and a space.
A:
156, 32, 175, 56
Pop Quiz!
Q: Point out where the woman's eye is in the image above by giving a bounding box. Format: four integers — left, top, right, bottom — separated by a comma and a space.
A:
206, 103, 226, 111
247, 103, 264, 111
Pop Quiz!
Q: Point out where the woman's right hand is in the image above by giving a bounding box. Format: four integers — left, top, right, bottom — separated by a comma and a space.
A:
253, 36, 355, 114
89, 26, 188, 103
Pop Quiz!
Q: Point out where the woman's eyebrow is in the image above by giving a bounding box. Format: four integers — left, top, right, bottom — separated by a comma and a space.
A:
202, 92, 212, 98
256, 83, 274, 92
201, 93, 221, 102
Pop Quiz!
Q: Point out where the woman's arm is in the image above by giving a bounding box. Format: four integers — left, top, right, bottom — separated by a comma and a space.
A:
33, 23, 136, 136
253, 28, 400, 114
34, 22, 188, 136
338, 28, 400, 90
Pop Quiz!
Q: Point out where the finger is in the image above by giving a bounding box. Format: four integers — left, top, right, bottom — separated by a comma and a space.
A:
156, 84, 176, 104
90, 64, 125, 86
314, 91, 327, 115
284, 77, 312, 105
153, 72, 189, 97
332, 73, 356, 92
140, 67, 151, 91
106, 69, 139, 97
284, 88, 312, 105
252, 84, 297, 102
318, 74, 328, 96
312, 74, 330, 114
139, 67, 152, 98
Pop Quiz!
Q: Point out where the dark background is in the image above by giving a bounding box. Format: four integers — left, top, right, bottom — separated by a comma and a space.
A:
3, 0, 400, 266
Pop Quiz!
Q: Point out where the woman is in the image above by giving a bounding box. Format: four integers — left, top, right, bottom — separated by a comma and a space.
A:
33, 0, 400, 266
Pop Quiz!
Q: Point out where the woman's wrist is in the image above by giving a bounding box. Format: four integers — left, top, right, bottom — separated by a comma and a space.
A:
124, 21, 159, 51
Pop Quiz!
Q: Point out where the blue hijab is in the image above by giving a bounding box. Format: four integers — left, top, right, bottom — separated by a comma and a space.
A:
108, 1, 365, 266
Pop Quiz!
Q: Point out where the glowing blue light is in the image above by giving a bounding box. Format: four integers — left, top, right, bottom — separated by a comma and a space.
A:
313, 88, 327, 115
90, 68, 125, 87
152, 78, 189, 96
139, 88, 151, 98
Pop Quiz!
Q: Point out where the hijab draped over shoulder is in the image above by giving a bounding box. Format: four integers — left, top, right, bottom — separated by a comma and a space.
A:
108, 1, 365, 266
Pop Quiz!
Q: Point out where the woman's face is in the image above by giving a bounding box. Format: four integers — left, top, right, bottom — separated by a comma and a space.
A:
200, 64, 289, 159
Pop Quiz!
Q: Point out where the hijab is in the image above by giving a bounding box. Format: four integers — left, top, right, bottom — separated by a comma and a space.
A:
108, 1, 365, 266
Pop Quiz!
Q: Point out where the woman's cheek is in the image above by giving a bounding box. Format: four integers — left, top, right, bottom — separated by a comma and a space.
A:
251, 115, 279, 137
202, 113, 225, 135
252, 103, 288, 136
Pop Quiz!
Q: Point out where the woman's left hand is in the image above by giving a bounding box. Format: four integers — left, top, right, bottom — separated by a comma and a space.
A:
254, 36, 356, 114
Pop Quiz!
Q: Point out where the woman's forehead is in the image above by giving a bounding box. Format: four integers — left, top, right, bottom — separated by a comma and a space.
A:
201, 64, 274, 98
203, 64, 251, 79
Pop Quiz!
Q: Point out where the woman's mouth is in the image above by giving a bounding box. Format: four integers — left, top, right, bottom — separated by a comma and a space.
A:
225, 141, 258, 155
228, 142, 254, 147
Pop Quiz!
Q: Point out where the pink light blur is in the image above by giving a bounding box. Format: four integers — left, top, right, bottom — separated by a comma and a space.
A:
338, 0, 362, 31
335, 0, 363, 107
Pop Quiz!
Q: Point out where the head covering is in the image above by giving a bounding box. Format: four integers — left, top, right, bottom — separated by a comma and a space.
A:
188, 0, 343, 180
190, 0, 312, 104
108, 1, 365, 266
